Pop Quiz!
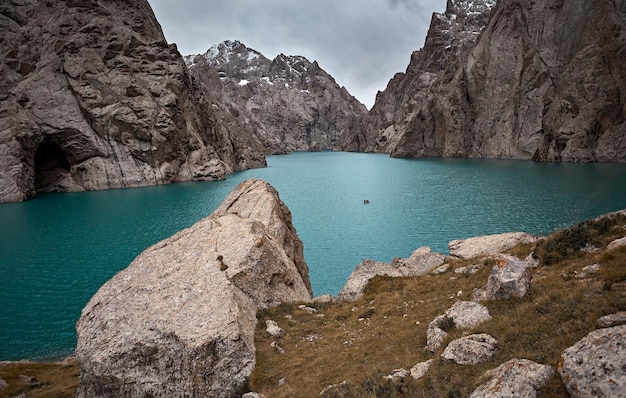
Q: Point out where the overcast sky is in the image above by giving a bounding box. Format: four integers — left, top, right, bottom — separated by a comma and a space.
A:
147, 0, 445, 109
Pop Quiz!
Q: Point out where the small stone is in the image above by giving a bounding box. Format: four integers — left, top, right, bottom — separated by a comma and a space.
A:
19, 375, 40, 386
266, 320, 285, 338
298, 304, 318, 314
319, 380, 352, 396
410, 359, 433, 380
383, 368, 409, 381
270, 341, 285, 354
524, 253, 540, 267
242, 393, 265, 398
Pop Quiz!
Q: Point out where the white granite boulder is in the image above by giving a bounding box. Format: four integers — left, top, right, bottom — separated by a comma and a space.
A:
76, 179, 312, 397
426, 301, 492, 352
441, 334, 498, 365
558, 325, 626, 397
338, 246, 445, 301
484, 255, 532, 300
469, 358, 553, 398
449, 232, 535, 259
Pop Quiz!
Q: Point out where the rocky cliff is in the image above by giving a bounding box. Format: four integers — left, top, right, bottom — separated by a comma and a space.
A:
342, 0, 626, 162
186, 40, 368, 153
76, 179, 312, 397
0, 0, 265, 203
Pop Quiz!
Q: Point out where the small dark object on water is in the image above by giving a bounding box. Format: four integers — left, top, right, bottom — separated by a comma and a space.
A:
363, 199, 370, 204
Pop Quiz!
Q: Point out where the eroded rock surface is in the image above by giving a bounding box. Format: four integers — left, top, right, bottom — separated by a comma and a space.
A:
449, 232, 536, 259
342, 0, 626, 163
441, 333, 498, 365
558, 325, 626, 397
469, 358, 553, 398
338, 246, 446, 301
0, 1, 264, 203
76, 179, 311, 397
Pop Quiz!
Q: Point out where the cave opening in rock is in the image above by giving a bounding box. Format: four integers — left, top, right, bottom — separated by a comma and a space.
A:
34, 141, 70, 192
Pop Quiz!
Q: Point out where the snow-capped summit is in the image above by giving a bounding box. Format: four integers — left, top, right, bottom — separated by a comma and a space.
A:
185, 40, 366, 153
186, 40, 270, 81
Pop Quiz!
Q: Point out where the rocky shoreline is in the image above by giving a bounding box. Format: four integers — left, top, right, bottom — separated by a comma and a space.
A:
2, 181, 624, 397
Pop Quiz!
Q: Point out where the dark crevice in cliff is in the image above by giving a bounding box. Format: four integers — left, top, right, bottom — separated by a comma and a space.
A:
34, 141, 70, 193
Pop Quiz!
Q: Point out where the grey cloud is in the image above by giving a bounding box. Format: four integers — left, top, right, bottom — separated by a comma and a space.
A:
148, 0, 443, 108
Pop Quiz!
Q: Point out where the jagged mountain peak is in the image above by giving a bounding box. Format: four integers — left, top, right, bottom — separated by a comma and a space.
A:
185, 40, 366, 154
425, 0, 496, 55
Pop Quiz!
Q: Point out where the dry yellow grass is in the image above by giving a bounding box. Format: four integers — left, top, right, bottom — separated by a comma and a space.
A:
0, 360, 79, 398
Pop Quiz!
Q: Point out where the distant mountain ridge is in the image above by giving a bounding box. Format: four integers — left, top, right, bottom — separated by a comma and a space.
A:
186, 40, 367, 153
341, 0, 626, 162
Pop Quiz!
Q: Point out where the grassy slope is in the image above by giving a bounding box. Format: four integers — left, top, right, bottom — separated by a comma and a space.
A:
1, 214, 624, 397
250, 214, 626, 397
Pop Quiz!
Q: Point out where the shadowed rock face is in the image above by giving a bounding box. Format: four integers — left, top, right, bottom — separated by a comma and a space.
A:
76, 179, 311, 397
186, 40, 367, 154
342, 0, 626, 162
0, 0, 265, 203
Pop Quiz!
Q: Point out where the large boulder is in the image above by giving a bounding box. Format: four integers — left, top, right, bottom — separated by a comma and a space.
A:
469, 358, 553, 398
76, 179, 312, 397
337, 246, 446, 301
448, 232, 536, 259
558, 325, 626, 397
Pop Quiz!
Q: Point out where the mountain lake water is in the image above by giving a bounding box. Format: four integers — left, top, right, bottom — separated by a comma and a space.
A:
2, 151, 626, 360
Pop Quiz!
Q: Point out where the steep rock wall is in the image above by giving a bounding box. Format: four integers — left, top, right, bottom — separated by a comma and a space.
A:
0, 0, 265, 203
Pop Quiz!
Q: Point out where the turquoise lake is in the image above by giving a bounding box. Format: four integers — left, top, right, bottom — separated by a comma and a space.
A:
2, 151, 626, 360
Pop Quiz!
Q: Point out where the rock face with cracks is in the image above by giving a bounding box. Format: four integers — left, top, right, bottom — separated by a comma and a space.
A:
0, 0, 265, 203
186, 40, 367, 154
558, 325, 626, 398
341, 0, 626, 162
75, 179, 312, 397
